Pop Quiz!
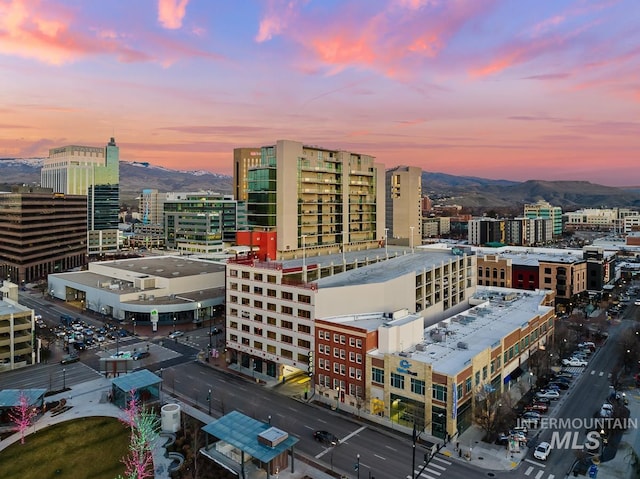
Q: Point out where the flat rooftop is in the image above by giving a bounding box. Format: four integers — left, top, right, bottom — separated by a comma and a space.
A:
315, 249, 465, 288
318, 311, 422, 332
99, 256, 225, 279
0, 299, 30, 317
386, 287, 553, 376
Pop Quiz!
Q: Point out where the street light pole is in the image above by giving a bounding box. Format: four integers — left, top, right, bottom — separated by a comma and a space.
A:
207, 388, 211, 415
173, 316, 176, 333
384, 227, 389, 258
356, 453, 360, 479
63, 368, 66, 389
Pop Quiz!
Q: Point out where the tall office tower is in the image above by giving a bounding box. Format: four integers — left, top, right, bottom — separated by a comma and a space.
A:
385, 166, 422, 246
233, 147, 262, 201
246, 140, 386, 260
524, 200, 563, 237
42, 137, 120, 255
0, 186, 87, 284
139, 189, 166, 226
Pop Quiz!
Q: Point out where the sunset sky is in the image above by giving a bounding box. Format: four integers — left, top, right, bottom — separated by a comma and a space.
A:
1, 0, 638, 186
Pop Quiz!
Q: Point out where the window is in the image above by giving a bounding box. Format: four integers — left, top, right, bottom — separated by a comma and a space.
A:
267, 316, 276, 325
267, 331, 276, 340
340, 349, 346, 359
334, 362, 340, 373
432, 384, 447, 402
411, 378, 425, 395
241, 284, 250, 292
253, 327, 262, 335
349, 338, 356, 347
281, 305, 293, 315
298, 309, 311, 319
298, 294, 311, 304
356, 369, 362, 380
282, 291, 293, 300
482, 366, 488, 380
242, 271, 250, 279
254, 300, 263, 308
281, 320, 293, 330
254, 341, 262, 350
254, 273, 263, 281
267, 275, 276, 284
465, 377, 472, 393
349, 367, 355, 378
356, 339, 362, 348
241, 297, 250, 305
340, 364, 346, 375
349, 352, 355, 362
457, 383, 463, 400
253, 286, 263, 295
267, 289, 277, 297
372, 367, 384, 384
334, 334, 339, 343
267, 303, 276, 311
254, 314, 263, 322
298, 324, 311, 334
356, 354, 362, 364
281, 349, 293, 359
298, 339, 311, 349
229, 269, 238, 277
475, 371, 480, 386
390, 372, 405, 389
333, 348, 339, 358
340, 335, 346, 344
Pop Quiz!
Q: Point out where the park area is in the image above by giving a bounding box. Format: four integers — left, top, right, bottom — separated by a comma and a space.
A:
0, 416, 130, 479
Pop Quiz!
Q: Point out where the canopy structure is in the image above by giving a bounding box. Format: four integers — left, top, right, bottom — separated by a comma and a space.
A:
111, 369, 161, 408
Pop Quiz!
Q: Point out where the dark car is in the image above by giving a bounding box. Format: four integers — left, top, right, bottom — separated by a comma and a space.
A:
495, 433, 509, 446
209, 327, 223, 336
73, 342, 86, 351
549, 381, 569, 390
60, 354, 80, 364
132, 351, 150, 360
313, 430, 339, 446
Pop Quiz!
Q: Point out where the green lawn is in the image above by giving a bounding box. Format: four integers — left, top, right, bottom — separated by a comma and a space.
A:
0, 416, 131, 479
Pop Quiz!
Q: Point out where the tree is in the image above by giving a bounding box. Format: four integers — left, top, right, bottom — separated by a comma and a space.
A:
9, 391, 38, 445
117, 390, 160, 479
473, 385, 516, 441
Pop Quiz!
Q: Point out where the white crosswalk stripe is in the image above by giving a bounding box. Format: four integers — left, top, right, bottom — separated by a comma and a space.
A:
599, 371, 604, 376
404, 453, 454, 479
432, 456, 451, 465
535, 470, 544, 479
548, 474, 555, 479
525, 466, 534, 475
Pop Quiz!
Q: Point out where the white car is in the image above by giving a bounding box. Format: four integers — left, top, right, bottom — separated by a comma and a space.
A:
168, 330, 184, 339
536, 390, 560, 400
534, 441, 551, 460
562, 358, 588, 367
635, 299, 640, 306
600, 403, 614, 418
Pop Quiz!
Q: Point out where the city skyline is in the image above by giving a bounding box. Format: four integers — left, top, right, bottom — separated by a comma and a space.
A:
0, 0, 638, 187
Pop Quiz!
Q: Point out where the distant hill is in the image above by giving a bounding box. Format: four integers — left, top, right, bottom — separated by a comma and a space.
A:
0, 158, 638, 210
422, 172, 640, 210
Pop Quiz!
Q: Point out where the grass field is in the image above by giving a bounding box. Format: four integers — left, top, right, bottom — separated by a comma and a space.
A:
0, 416, 130, 479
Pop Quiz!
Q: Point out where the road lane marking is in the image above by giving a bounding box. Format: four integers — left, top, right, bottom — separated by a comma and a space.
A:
535, 470, 544, 479
433, 456, 451, 465
548, 475, 555, 479
385, 445, 397, 451
374, 454, 386, 460
340, 425, 367, 443
525, 458, 546, 467
599, 371, 604, 376
525, 466, 533, 475
590, 370, 595, 375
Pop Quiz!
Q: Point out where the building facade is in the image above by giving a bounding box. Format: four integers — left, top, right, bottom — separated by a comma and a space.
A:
163, 192, 244, 254
0, 187, 87, 284
524, 201, 563, 236
233, 147, 262, 202
385, 166, 422, 245
42, 137, 120, 255
0, 284, 36, 371
246, 140, 386, 260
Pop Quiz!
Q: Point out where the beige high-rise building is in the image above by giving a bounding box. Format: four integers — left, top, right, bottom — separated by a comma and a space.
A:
246, 140, 386, 259
233, 147, 262, 201
385, 166, 422, 246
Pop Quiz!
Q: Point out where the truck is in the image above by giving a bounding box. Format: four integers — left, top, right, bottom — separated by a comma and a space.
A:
60, 314, 74, 326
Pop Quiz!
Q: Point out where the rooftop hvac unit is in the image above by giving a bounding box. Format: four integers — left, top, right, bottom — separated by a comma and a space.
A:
438, 321, 448, 328
415, 343, 426, 351
432, 332, 446, 342
457, 342, 468, 349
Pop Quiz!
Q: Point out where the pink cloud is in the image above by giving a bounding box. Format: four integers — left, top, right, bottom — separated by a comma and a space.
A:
157, 0, 189, 30
255, 0, 301, 43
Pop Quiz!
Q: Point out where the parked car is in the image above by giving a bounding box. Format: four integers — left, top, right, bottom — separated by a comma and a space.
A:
562, 358, 588, 367
495, 433, 509, 446
168, 331, 184, 339
313, 430, 339, 446
132, 351, 150, 360
599, 403, 614, 418
60, 353, 80, 364
557, 371, 575, 379
536, 390, 560, 400
525, 402, 549, 413
534, 441, 551, 461
545, 383, 561, 391
548, 381, 569, 390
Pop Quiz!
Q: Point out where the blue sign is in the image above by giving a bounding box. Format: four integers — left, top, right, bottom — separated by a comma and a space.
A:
397, 359, 417, 376
588, 464, 598, 478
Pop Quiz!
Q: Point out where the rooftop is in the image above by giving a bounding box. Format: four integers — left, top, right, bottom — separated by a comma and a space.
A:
315, 249, 466, 288
383, 287, 553, 376
102, 256, 225, 278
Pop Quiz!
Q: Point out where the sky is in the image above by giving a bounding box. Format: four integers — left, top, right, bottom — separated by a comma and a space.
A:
0, 0, 639, 186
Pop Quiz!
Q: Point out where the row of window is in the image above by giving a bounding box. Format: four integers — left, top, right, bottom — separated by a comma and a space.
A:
229, 302, 312, 320
229, 282, 312, 304
317, 344, 363, 363
317, 359, 363, 379
317, 375, 364, 397
373, 368, 447, 400
317, 330, 363, 348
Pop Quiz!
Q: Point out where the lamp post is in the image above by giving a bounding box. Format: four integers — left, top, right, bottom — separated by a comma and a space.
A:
173, 316, 176, 333
384, 227, 389, 258
356, 453, 360, 479
302, 234, 307, 283
410, 226, 415, 253
207, 388, 211, 415
63, 368, 66, 390
268, 414, 272, 425
132, 318, 136, 336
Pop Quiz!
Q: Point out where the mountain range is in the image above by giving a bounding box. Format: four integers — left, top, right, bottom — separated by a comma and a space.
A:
1, 158, 639, 211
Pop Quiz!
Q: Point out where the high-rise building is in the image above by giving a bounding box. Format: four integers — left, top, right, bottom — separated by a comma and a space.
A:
524, 200, 562, 236
245, 140, 386, 260
385, 166, 422, 246
0, 186, 87, 284
233, 147, 262, 202
42, 137, 120, 255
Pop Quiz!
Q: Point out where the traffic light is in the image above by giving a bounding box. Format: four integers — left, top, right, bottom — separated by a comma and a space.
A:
354, 464, 359, 471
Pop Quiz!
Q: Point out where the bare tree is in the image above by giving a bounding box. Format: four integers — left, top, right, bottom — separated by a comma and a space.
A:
473, 385, 516, 440
9, 391, 37, 445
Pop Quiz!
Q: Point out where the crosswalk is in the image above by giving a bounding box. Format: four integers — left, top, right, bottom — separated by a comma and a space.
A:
524, 459, 555, 479
408, 455, 453, 479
